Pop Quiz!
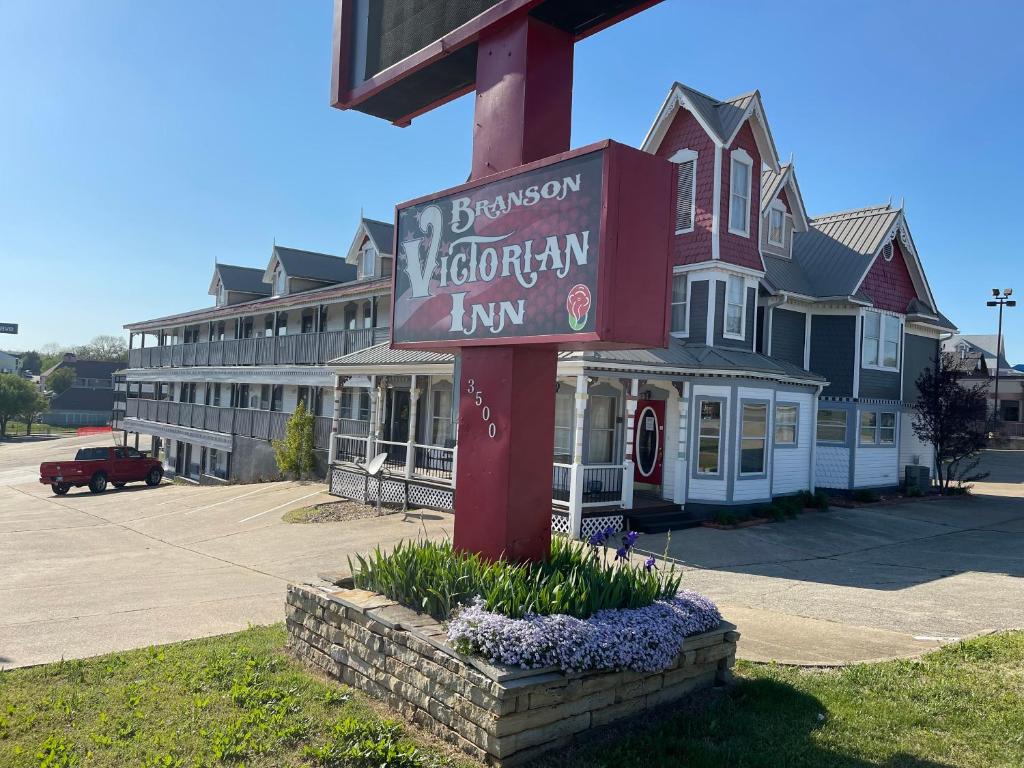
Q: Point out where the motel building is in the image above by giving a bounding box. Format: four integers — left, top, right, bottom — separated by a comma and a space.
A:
120, 81, 954, 538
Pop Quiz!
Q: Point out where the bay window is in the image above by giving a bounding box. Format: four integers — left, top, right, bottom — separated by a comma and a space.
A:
671, 274, 688, 334
740, 403, 768, 475
725, 275, 746, 337
775, 404, 798, 446
697, 400, 723, 475
862, 310, 901, 369
817, 409, 847, 443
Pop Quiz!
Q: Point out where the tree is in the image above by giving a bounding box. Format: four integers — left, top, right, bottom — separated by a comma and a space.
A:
913, 352, 990, 493
48, 367, 75, 395
75, 335, 128, 362
19, 390, 49, 435
273, 401, 317, 479
19, 351, 41, 374
0, 374, 38, 438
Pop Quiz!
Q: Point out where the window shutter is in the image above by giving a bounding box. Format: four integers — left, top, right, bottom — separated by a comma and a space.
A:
675, 159, 695, 232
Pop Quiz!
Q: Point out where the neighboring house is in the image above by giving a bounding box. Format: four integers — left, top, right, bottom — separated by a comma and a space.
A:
119, 230, 392, 482
942, 334, 1024, 422
117, 82, 955, 534
0, 350, 21, 374
40, 354, 120, 426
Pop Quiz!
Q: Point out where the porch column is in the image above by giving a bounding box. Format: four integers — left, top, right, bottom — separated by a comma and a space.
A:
568, 374, 589, 539
366, 375, 380, 463
405, 375, 419, 479
672, 381, 690, 505
328, 373, 342, 464
621, 378, 640, 509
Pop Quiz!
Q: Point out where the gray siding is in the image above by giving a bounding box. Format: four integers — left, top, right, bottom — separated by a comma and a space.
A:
687, 280, 709, 345
713, 283, 756, 351
859, 368, 900, 400
809, 315, 856, 397
902, 333, 939, 405
770, 308, 806, 368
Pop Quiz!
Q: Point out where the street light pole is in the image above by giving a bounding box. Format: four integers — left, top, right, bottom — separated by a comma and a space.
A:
986, 288, 1016, 421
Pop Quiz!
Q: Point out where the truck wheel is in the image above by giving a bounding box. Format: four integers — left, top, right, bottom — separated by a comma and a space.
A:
51, 483, 69, 496
89, 473, 108, 494
145, 468, 163, 487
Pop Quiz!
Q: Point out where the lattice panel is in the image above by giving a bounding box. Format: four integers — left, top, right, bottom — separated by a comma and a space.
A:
580, 515, 624, 542
550, 512, 571, 535
408, 483, 454, 510
330, 467, 367, 503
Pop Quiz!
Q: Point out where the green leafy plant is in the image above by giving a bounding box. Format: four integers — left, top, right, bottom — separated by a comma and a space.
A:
273, 401, 317, 479
711, 509, 739, 526
350, 537, 682, 621
303, 717, 424, 768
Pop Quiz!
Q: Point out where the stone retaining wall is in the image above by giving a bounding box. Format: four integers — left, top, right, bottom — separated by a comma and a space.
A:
286, 583, 738, 766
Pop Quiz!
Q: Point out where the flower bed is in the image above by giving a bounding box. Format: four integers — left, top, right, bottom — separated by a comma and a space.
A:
448, 591, 721, 673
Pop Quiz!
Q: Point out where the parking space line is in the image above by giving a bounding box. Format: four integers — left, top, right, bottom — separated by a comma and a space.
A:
182, 485, 276, 516
237, 491, 324, 523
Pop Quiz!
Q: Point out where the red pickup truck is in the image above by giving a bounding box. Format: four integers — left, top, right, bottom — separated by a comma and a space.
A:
40, 447, 164, 496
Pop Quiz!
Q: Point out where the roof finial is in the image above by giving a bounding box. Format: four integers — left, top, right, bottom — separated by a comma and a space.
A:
788, 151, 794, 166
899, 195, 905, 211
360, 205, 364, 221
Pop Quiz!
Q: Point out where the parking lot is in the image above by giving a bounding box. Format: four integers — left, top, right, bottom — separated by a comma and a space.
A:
0, 434, 453, 668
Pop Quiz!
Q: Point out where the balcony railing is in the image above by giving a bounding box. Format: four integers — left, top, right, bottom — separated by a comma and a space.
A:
332, 434, 455, 484
123, 397, 332, 449
127, 327, 387, 369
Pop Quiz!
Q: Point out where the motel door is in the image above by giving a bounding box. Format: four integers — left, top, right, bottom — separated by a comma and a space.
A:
633, 399, 665, 485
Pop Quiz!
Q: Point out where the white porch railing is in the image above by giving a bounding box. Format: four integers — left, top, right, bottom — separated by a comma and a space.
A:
330, 434, 455, 484
552, 462, 634, 539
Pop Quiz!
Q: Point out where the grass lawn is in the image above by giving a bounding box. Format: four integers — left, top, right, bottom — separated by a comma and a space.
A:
1, 627, 1021, 768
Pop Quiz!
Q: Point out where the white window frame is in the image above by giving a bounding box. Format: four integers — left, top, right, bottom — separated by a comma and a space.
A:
670, 273, 689, 336
738, 402, 769, 477
669, 148, 698, 235
361, 245, 376, 278
587, 393, 616, 463
727, 148, 753, 237
724, 275, 746, 340
859, 410, 897, 446
767, 202, 786, 247
862, 310, 902, 371
774, 403, 798, 446
696, 399, 724, 476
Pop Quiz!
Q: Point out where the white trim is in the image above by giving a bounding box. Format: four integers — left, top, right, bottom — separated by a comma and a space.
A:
723, 275, 747, 341
711, 145, 722, 259
705, 279, 716, 345
669, 272, 690, 338
803, 313, 812, 370
765, 305, 774, 356
860, 308, 902, 372
669, 148, 698, 235
674, 262, 765, 280
853, 314, 862, 398
727, 149, 753, 238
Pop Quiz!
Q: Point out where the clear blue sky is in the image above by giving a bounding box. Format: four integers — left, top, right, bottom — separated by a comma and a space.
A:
2, 1, 1022, 360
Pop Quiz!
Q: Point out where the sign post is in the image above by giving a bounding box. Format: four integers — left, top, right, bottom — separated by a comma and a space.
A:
334, 1, 671, 562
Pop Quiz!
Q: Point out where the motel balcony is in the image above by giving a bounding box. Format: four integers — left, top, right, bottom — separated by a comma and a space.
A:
126, 327, 388, 370
124, 397, 334, 449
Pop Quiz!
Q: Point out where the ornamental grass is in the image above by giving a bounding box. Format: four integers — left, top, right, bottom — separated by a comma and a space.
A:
350, 532, 682, 622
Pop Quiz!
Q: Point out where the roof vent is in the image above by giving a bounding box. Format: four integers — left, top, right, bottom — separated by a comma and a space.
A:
882, 241, 894, 262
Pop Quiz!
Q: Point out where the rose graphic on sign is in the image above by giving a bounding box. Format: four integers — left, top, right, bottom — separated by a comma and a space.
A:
566, 284, 592, 331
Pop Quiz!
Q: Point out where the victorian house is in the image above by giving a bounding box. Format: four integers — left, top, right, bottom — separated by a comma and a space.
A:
119, 80, 954, 538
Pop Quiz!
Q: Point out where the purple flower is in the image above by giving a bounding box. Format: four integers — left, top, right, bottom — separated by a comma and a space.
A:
644, 557, 657, 572
615, 547, 628, 561
588, 530, 607, 546
623, 530, 640, 548
447, 591, 722, 673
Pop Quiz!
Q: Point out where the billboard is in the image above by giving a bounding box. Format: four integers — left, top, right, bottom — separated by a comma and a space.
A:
0, 323, 17, 334
391, 141, 673, 350
332, 0, 663, 124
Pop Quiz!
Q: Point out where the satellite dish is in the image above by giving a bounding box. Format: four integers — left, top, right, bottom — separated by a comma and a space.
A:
365, 452, 388, 477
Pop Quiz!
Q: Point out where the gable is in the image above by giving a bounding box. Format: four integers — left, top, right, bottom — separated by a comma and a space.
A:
657, 108, 716, 266
858, 239, 918, 313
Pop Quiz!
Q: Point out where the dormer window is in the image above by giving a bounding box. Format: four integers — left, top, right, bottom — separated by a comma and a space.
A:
361, 245, 376, 278
669, 148, 697, 234
767, 203, 785, 246
728, 149, 753, 237
217, 283, 226, 307
274, 267, 286, 296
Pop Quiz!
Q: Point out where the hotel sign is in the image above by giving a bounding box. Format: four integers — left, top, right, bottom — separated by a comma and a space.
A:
391, 141, 674, 350
0, 323, 17, 334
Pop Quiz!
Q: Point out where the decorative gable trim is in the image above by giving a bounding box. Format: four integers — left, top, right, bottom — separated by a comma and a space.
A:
850, 213, 937, 311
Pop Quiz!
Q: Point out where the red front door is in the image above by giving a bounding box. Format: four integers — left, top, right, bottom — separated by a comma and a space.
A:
633, 399, 665, 485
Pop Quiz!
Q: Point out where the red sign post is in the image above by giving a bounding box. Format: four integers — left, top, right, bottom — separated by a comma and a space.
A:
333, 2, 671, 562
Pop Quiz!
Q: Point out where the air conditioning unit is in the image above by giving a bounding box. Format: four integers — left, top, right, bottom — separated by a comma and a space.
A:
905, 464, 930, 492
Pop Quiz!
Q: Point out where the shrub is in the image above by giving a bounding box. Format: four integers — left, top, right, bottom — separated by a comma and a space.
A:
448, 592, 721, 673
906, 486, 924, 498
350, 535, 682, 622
711, 509, 739, 526
774, 495, 803, 517
273, 402, 316, 479
852, 489, 879, 503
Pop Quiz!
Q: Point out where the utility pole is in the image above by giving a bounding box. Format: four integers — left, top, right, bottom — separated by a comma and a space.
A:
986, 288, 1016, 421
